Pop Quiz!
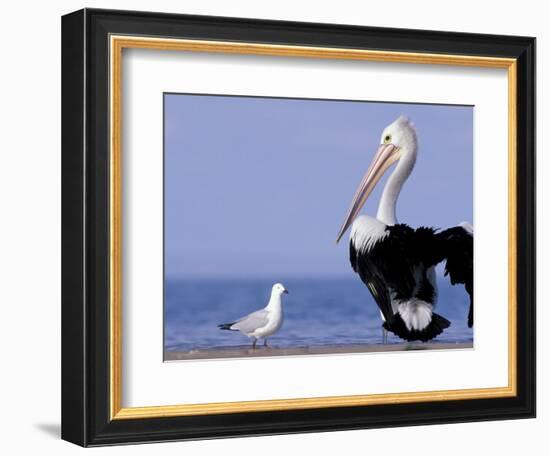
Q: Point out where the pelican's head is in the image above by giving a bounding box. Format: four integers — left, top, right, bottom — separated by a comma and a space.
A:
336, 116, 418, 243
378, 116, 417, 154
272, 283, 289, 296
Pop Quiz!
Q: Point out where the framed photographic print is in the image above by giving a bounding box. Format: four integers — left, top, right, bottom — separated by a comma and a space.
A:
61, 8, 536, 447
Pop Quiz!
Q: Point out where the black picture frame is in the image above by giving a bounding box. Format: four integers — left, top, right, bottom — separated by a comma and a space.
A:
62, 7, 535, 447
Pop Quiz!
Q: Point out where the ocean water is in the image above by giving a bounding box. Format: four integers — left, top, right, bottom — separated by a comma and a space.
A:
164, 277, 473, 351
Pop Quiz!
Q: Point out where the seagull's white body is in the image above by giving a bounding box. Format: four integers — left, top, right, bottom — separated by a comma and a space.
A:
249, 296, 284, 339
219, 283, 288, 348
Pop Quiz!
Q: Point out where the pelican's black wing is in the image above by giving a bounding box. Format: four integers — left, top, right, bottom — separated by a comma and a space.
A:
349, 223, 473, 340
435, 226, 474, 327
349, 224, 439, 326
350, 239, 394, 324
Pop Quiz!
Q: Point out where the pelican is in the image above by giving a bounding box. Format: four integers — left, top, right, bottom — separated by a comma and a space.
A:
336, 116, 473, 342
218, 283, 289, 349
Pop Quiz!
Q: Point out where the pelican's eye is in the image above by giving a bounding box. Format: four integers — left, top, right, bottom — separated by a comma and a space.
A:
383, 134, 392, 144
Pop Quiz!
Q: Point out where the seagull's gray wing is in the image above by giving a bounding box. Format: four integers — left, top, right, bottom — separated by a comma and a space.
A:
232, 309, 269, 334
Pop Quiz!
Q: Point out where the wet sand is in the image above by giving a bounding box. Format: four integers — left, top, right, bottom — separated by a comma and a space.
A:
165, 342, 473, 361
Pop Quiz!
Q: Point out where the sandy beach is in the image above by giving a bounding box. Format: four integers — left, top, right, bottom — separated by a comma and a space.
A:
165, 342, 473, 361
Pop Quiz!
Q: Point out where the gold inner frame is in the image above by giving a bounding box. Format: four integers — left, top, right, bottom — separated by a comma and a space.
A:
109, 35, 518, 420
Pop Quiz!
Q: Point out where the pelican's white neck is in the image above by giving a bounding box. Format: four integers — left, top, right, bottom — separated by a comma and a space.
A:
376, 144, 417, 226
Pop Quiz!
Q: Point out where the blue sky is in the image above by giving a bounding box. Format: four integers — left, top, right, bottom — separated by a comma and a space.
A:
164, 94, 473, 279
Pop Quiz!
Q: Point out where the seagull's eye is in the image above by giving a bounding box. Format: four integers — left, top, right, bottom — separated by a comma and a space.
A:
383, 134, 392, 144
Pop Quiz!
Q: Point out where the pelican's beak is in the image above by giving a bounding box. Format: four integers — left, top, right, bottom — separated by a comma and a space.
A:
336, 143, 401, 243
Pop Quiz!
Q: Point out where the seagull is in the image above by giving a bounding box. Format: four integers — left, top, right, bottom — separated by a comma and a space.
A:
218, 283, 289, 349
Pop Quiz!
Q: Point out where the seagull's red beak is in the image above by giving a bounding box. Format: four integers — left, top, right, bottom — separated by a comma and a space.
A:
336, 143, 401, 243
